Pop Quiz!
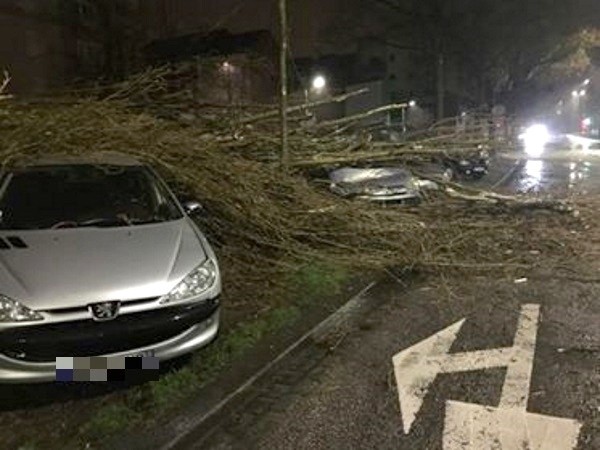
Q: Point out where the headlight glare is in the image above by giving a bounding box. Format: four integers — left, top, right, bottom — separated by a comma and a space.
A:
0, 295, 44, 323
161, 260, 217, 304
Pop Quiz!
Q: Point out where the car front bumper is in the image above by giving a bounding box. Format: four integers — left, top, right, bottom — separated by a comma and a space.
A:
355, 187, 421, 202
357, 193, 420, 202
0, 305, 220, 383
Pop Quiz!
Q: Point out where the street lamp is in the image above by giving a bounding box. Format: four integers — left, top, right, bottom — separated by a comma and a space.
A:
312, 75, 326, 92
220, 61, 236, 103
584, 78, 591, 86
572, 90, 579, 98
402, 100, 417, 133
579, 90, 586, 97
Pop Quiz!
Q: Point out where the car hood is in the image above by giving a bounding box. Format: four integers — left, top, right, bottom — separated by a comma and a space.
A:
0, 218, 207, 310
329, 167, 415, 195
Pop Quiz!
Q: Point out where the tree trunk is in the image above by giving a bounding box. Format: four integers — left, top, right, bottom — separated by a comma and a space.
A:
279, 0, 290, 171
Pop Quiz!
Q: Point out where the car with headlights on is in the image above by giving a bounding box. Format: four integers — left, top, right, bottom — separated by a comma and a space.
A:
0, 153, 221, 383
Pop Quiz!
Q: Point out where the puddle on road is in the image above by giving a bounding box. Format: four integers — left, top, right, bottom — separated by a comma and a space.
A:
513, 155, 600, 195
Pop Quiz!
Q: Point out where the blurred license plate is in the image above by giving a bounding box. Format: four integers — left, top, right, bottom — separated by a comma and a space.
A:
126, 349, 156, 358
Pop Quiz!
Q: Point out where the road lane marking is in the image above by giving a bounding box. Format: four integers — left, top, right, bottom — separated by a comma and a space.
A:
499, 304, 538, 410
392, 304, 583, 449
443, 401, 582, 450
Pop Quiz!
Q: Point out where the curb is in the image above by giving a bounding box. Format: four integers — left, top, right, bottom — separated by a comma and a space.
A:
162, 280, 378, 450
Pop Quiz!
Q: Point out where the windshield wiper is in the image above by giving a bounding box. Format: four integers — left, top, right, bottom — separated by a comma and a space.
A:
128, 215, 170, 225
77, 216, 132, 228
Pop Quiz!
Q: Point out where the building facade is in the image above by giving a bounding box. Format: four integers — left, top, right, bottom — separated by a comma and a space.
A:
0, 1, 69, 93
0, 0, 143, 94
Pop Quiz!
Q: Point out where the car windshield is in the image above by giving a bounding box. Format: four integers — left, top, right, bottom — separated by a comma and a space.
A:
0, 164, 183, 230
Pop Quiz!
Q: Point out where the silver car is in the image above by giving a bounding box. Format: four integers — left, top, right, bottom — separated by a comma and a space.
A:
0, 153, 221, 382
329, 167, 421, 203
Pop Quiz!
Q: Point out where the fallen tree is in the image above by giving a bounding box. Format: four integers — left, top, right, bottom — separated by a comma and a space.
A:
0, 71, 584, 311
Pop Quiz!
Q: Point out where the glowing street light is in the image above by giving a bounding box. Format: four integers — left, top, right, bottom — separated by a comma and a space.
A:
572, 90, 579, 98
312, 75, 326, 91
221, 61, 234, 74
583, 78, 591, 86
579, 90, 586, 96
402, 99, 417, 133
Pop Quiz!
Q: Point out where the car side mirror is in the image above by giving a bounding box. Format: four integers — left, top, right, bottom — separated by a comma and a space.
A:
183, 201, 204, 215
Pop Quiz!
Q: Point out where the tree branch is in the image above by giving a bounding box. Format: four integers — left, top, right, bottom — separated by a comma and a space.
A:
0, 70, 11, 100
239, 88, 369, 124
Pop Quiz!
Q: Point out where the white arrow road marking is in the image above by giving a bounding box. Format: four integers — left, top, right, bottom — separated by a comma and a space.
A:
443, 401, 582, 450
392, 304, 583, 449
499, 303, 538, 410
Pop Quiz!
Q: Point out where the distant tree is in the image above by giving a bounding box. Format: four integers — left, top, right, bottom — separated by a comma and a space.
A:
341, 0, 600, 113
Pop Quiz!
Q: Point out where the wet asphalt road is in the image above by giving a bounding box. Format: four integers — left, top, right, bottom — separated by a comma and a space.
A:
499, 136, 600, 195
181, 140, 600, 450
188, 277, 600, 450
505, 154, 600, 196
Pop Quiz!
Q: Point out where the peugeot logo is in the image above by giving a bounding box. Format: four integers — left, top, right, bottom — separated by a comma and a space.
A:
89, 301, 121, 321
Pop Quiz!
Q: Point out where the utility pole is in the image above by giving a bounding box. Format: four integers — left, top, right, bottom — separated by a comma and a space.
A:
279, 0, 290, 171
436, 52, 445, 120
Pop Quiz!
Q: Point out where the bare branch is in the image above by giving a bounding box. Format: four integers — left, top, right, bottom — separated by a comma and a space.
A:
239, 89, 369, 124
0, 70, 11, 100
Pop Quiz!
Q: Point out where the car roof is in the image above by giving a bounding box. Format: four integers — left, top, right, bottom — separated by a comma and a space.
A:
329, 167, 411, 184
11, 152, 145, 168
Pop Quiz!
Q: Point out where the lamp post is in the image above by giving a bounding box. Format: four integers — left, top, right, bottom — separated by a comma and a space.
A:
306, 74, 327, 100
279, 0, 289, 172
570, 90, 579, 131
304, 75, 327, 121
402, 100, 417, 134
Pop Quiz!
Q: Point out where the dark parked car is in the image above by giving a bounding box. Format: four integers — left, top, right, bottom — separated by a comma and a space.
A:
441, 148, 490, 180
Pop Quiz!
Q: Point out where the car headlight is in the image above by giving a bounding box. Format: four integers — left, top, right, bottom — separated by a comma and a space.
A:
0, 295, 44, 323
160, 259, 217, 304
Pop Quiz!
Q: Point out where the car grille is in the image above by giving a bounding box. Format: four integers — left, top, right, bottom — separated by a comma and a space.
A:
44, 296, 160, 316
0, 298, 219, 362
